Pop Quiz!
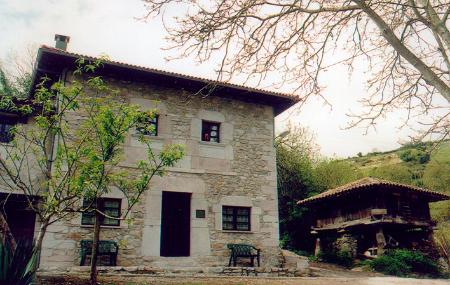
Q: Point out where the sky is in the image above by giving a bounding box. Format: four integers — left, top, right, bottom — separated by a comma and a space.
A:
0, 0, 444, 157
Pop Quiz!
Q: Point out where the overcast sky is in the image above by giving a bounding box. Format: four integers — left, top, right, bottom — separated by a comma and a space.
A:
0, 0, 443, 157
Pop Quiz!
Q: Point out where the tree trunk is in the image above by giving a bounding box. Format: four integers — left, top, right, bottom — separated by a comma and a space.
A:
353, 0, 450, 100
90, 211, 101, 285
35, 222, 48, 269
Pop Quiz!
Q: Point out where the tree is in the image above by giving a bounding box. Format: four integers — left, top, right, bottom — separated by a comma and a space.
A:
422, 154, 450, 257
142, 0, 449, 140
313, 159, 362, 191
0, 47, 35, 99
276, 125, 363, 252
275, 126, 319, 251
367, 164, 414, 184
0, 58, 184, 285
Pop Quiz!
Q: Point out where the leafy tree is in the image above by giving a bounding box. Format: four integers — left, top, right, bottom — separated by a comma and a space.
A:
276, 126, 319, 251
0, 58, 184, 285
423, 159, 450, 258
275, 126, 362, 252
367, 164, 413, 184
0, 48, 34, 100
143, 0, 450, 140
313, 160, 362, 191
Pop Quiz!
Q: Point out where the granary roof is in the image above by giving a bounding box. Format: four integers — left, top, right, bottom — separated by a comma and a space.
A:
30, 45, 299, 115
297, 177, 449, 206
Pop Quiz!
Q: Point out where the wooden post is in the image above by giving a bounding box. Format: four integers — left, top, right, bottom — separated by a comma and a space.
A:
314, 237, 322, 256
376, 227, 386, 255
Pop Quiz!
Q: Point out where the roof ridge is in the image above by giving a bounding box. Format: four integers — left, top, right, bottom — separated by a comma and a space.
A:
38, 45, 300, 101
297, 177, 449, 205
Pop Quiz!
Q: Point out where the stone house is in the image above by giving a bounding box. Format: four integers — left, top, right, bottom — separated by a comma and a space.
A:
0, 36, 298, 270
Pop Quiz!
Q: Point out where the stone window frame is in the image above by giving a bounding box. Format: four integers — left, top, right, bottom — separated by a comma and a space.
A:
81, 198, 122, 227
129, 98, 168, 140
222, 205, 251, 231
213, 196, 261, 233
193, 110, 234, 145
136, 114, 159, 137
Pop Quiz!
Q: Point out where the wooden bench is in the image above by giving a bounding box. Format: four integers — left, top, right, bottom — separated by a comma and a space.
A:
80, 240, 118, 266
227, 243, 260, 267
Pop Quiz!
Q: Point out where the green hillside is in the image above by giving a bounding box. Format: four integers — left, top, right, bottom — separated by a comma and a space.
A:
344, 140, 449, 191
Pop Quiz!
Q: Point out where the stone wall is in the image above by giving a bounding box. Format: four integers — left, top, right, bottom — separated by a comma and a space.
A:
40, 74, 280, 269
334, 234, 358, 257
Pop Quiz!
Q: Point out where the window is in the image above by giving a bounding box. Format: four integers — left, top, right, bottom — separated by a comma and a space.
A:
81, 198, 121, 226
202, 121, 220, 142
0, 118, 17, 143
222, 206, 251, 231
136, 115, 158, 136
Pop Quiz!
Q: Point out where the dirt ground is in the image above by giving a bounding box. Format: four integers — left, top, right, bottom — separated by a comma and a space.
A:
37, 274, 450, 285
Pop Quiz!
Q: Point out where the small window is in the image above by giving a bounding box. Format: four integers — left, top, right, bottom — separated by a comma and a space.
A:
0, 118, 17, 143
136, 115, 158, 136
81, 198, 121, 226
222, 206, 250, 231
202, 121, 220, 142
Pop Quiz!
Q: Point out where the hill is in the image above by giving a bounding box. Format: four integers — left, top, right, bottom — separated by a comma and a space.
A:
346, 140, 449, 175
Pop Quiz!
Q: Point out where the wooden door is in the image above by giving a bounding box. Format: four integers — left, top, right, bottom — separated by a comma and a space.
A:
160, 191, 191, 257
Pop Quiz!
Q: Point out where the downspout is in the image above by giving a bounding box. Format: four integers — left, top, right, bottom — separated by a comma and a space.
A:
36, 67, 69, 269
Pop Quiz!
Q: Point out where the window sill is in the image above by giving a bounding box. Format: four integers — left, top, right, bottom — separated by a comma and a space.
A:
199, 141, 226, 147
131, 133, 165, 141
80, 224, 123, 229
220, 230, 254, 234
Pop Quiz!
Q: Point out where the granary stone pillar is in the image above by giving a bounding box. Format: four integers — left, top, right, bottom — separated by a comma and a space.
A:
314, 237, 322, 256
335, 233, 358, 257
375, 227, 386, 255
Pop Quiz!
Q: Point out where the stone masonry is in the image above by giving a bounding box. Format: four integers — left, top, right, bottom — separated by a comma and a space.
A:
39, 73, 281, 270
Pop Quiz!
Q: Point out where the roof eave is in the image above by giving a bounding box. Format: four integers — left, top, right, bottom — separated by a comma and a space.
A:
31, 46, 299, 115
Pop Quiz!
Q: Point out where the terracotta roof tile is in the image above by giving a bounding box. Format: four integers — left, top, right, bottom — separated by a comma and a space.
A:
38, 45, 300, 102
297, 177, 449, 205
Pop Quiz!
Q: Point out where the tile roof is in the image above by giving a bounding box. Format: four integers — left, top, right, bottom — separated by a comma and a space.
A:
38, 45, 300, 102
297, 177, 449, 206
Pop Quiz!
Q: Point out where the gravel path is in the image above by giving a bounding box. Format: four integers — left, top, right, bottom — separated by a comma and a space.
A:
38, 275, 450, 285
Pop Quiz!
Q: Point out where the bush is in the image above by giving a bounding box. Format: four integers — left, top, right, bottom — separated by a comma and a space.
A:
398, 149, 430, 164
318, 250, 354, 268
399, 149, 414, 162
369, 249, 441, 277
417, 152, 430, 164
0, 239, 37, 285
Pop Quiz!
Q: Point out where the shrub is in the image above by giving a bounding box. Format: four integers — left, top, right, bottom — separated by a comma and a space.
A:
399, 149, 414, 162
370, 253, 412, 276
0, 239, 37, 285
318, 250, 354, 268
369, 249, 441, 277
417, 152, 430, 164
398, 149, 430, 164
